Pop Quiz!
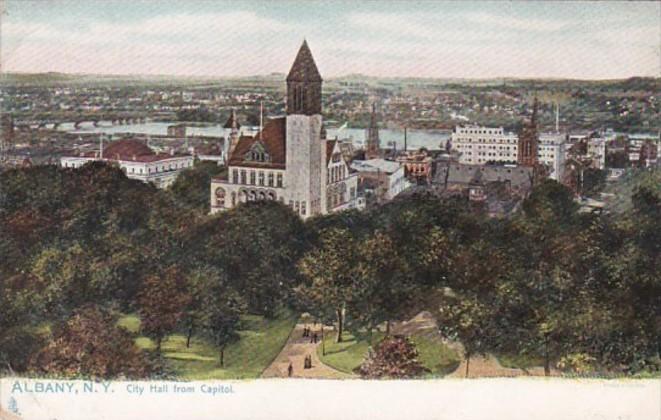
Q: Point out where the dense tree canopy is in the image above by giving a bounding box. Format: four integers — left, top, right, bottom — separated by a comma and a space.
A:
0, 162, 659, 378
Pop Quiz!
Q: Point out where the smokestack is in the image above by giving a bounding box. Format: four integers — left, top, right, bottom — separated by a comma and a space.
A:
404, 127, 408, 152
555, 102, 560, 133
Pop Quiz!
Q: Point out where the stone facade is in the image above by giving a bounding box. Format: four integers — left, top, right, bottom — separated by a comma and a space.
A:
210, 41, 360, 219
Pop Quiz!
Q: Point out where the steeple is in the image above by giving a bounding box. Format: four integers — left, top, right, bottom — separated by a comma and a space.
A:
517, 97, 540, 167
286, 40, 322, 115
224, 109, 240, 163
365, 102, 381, 159
224, 108, 241, 131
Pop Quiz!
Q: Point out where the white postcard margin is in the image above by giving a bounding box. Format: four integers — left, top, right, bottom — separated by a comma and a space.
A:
1, 377, 659, 420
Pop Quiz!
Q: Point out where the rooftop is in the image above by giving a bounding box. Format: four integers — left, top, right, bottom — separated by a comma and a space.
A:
351, 159, 401, 174
286, 40, 322, 83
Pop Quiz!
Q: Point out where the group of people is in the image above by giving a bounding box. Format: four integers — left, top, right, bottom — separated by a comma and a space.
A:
302, 326, 319, 344
287, 354, 313, 377
286, 324, 322, 377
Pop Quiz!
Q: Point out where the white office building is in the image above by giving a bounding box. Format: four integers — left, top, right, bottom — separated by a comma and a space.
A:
452, 126, 519, 165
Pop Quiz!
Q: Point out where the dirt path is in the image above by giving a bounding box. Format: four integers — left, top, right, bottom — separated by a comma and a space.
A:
394, 311, 559, 378
261, 323, 353, 379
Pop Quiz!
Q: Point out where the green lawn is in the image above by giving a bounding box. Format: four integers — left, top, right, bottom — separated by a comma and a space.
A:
318, 332, 384, 374
410, 333, 461, 376
117, 308, 297, 380
317, 330, 460, 377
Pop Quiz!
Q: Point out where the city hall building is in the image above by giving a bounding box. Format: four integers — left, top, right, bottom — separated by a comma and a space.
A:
210, 41, 359, 219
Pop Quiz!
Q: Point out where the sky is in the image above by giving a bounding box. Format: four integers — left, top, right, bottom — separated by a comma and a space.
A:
1, 1, 660, 79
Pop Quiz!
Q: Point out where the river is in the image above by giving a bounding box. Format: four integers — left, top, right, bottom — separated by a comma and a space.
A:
59, 122, 450, 151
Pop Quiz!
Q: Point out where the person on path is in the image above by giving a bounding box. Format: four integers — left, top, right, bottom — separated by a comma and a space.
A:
288, 363, 293, 377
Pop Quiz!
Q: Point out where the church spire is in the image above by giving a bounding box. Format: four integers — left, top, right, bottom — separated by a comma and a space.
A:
365, 102, 381, 159
517, 96, 540, 167
286, 40, 322, 115
224, 108, 241, 131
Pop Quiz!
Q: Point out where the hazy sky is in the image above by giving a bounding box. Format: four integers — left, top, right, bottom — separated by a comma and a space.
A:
2, 1, 659, 79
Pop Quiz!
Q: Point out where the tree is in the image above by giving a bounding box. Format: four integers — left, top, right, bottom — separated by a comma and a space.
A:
169, 161, 225, 212
29, 305, 151, 379
137, 267, 191, 354
30, 243, 92, 315
204, 290, 244, 368
349, 231, 415, 337
297, 228, 359, 343
356, 335, 429, 379
0, 273, 47, 372
438, 296, 495, 378
438, 240, 506, 377
199, 201, 310, 317
498, 181, 585, 376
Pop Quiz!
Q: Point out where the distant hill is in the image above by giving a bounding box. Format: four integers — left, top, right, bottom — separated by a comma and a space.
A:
1, 72, 658, 90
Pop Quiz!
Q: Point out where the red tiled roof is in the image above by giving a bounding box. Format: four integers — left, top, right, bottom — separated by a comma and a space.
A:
228, 117, 286, 169
104, 139, 152, 158
74, 139, 189, 162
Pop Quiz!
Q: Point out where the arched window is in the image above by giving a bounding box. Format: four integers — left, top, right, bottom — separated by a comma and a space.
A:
215, 187, 226, 208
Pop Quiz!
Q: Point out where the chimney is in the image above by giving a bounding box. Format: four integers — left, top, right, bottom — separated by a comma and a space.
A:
404, 127, 408, 151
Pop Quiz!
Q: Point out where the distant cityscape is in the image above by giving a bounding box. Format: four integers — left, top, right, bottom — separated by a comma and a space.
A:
1, 63, 658, 217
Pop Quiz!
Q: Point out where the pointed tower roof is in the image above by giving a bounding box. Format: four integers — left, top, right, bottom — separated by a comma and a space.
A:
530, 96, 539, 126
286, 40, 322, 83
223, 109, 241, 129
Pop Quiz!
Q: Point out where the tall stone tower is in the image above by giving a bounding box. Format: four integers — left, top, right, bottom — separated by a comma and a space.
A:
518, 97, 539, 167
285, 40, 324, 216
365, 103, 381, 159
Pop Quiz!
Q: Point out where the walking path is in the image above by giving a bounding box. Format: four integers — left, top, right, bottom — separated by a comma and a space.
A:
262, 323, 353, 379
394, 311, 559, 378
263, 312, 557, 379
